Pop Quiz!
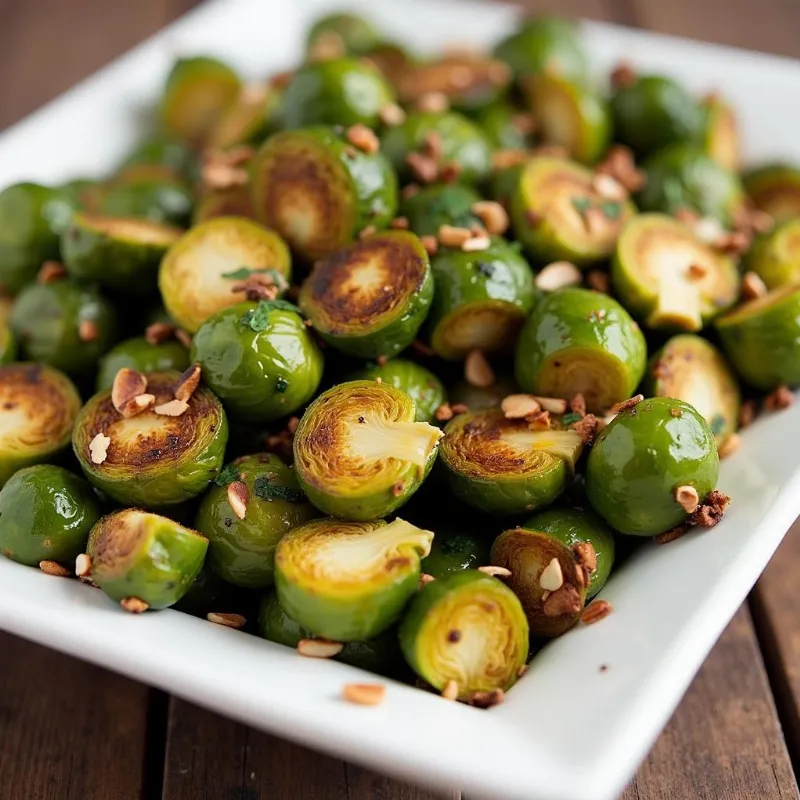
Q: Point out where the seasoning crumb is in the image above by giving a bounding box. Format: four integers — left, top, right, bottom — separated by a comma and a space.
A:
227, 481, 249, 520
764, 384, 795, 411
447, 629, 462, 643
674, 484, 700, 514
599, 664, 609, 673
121, 597, 149, 614
207, 612, 247, 629
297, 639, 344, 658
441, 680, 459, 701
718, 432, 741, 459
581, 600, 613, 625
465, 349, 495, 388
342, 683, 386, 706
741, 271, 768, 300
478, 565, 511, 578
435, 403, 454, 421
669, 407, 683, 418
154, 399, 190, 417
89, 432, 111, 465
655, 523, 690, 545
75, 553, 92, 578
543, 584, 582, 617
609, 394, 644, 414
571, 414, 599, 445
39, 560, 71, 577
419, 573, 436, 588
689, 489, 730, 528
145, 322, 177, 345
569, 393, 587, 418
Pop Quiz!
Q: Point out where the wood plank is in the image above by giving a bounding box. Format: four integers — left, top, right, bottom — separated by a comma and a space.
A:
502, 0, 621, 23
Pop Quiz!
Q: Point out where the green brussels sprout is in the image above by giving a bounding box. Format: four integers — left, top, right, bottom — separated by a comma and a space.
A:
715, 284, 800, 390
281, 57, 394, 129
159, 56, 241, 144
745, 218, 800, 289
487, 160, 525, 209
10, 278, 118, 376
100, 178, 193, 227
743, 163, 800, 223
474, 103, 535, 151
0, 465, 101, 567
174, 566, 257, 620
701, 94, 740, 173
439, 409, 582, 515
299, 231, 433, 359
120, 135, 197, 178
610, 75, 703, 158
86, 509, 208, 610
521, 507, 615, 599
96, 337, 190, 391
61, 213, 183, 294
510, 156, 636, 265
421, 529, 491, 579
293, 380, 442, 520
306, 13, 382, 58
400, 183, 483, 238
159, 217, 291, 334
251, 127, 398, 262
428, 236, 535, 360
448, 372, 520, 412
73, 370, 228, 507
586, 397, 719, 536
638, 144, 746, 226
275, 516, 433, 641
645, 334, 740, 448
0, 364, 81, 487
493, 16, 589, 86
611, 213, 740, 332
193, 184, 256, 225
515, 287, 647, 413
206, 83, 278, 150
194, 453, 318, 589
399, 570, 529, 698
0, 322, 16, 365
349, 359, 446, 424
191, 300, 323, 424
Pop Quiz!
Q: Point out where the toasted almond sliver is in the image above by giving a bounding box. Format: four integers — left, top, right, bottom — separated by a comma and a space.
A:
112, 368, 148, 412
435, 403, 454, 421
346, 123, 380, 155
591, 172, 628, 202
75, 553, 92, 578
416, 91, 449, 113
154, 399, 189, 417
297, 638, 344, 658
674, 485, 700, 514
465, 349, 495, 388
441, 680, 459, 701
741, 271, 768, 301
532, 396, 568, 415
438, 225, 472, 248
145, 322, 177, 345
227, 481, 249, 520
419, 573, 436, 588
501, 394, 541, 419
462, 235, 491, 252
470, 201, 509, 236
581, 599, 613, 625
39, 560, 71, 577
78, 319, 100, 343
342, 683, 386, 706
38, 260, 67, 284
379, 103, 406, 127
121, 597, 149, 613
207, 612, 247, 629
174, 364, 202, 403
539, 558, 564, 592
535, 261, 582, 292
120, 393, 156, 418
478, 565, 511, 578
89, 432, 111, 465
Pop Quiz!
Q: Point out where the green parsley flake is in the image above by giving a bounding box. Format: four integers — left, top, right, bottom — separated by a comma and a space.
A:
253, 476, 305, 503
214, 463, 241, 487
562, 412, 584, 426
241, 299, 302, 332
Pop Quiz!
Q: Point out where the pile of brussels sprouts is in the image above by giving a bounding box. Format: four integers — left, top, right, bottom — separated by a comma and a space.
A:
1, 9, 799, 708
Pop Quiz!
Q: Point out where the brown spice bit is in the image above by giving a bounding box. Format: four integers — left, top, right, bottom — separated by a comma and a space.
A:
89, 432, 111, 465
227, 481, 249, 520
501, 394, 541, 419
358, 224, 377, 240
532, 396, 568, 415
609, 394, 644, 414
121, 597, 149, 614
450, 403, 469, 415
610, 61, 636, 88
492, 148, 528, 171
718, 432, 741, 459
145, 322, 176, 345
468, 689, 505, 708
37, 260, 67, 284
585, 269, 610, 294
173, 364, 202, 403
471, 201, 509, 236
465, 349, 495, 388
39, 560, 71, 577
462, 234, 491, 252
175, 328, 193, 348
406, 152, 439, 183
581, 599, 613, 625
687, 263, 707, 280
287, 416, 301, 435
120, 393, 155, 418
112, 368, 148, 413
573, 542, 597, 575
391, 481, 405, 497
435, 403, 454, 422
419, 573, 436, 588
232, 278, 280, 301
478, 565, 511, 578
571, 414, 599, 445
438, 224, 472, 248
535, 260, 582, 292
741, 271, 768, 300
655, 523, 691, 545
689, 489, 730, 528
764, 384, 795, 411
526, 410, 551, 431
539, 558, 564, 592
390, 216, 410, 230
346, 123, 380, 154
674, 484, 700, 514
591, 173, 628, 202
420, 235, 438, 256
446, 629, 462, 643
202, 162, 248, 190
416, 91, 450, 113
78, 319, 100, 342
569, 393, 586, 418
297, 638, 344, 658
401, 182, 421, 200
75, 554, 92, 578
342, 683, 386, 706
207, 612, 247, 629
153, 399, 189, 417
379, 103, 406, 127
739, 399, 757, 428
543, 583, 581, 617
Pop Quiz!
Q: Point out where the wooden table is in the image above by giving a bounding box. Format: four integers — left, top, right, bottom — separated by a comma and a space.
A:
2, 1, 800, 797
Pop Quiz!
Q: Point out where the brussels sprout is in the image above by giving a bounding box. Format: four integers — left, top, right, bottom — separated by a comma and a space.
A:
191, 300, 323, 424
439, 409, 582, 515
194, 453, 318, 589
610, 75, 703, 158
73, 370, 228, 506
305, 13, 382, 58
0, 364, 81, 487
0, 183, 63, 294
206, 83, 278, 150
120, 135, 197, 178
448, 372, 520, 412
701, 94, 740, 173
86, 509, 208, 610
275, 516, 433, 641
586, 397, 719, 536
299, 231, 433, 358
527, 74, 610, 164
421, 529, 491, 579
515, 288, 647, 412
251, 127, 398, 262
428, 236, 535, 360
743, 163, 800, 223
11, 278, 118, 376
399, 570, 529, 698
638, 144, 746, 226
45, 181, 105, 235
281, 58, 395, 129
381, 110, 493, 186
715, 284, 800, 390
493, 16, 589, 86
61, 213, 182, 293
293, 380, 442, 520
193, 185, 255, 225
350, 359, 446, 424
646, 334, 740, 447
0, 465, 101, 567
96, 337, 190, 391
100, 175, 194, 227
159, 217, 291, 334
174, 565, 255, 619
474, 103, 535, 151
364, 40, 415, 86
0, 322, 16, 365
745, 219, 800, 289
521, 507, 615, 599
510, 156, 636, 265
611, 213, 740, 331
400, 183, 483, 238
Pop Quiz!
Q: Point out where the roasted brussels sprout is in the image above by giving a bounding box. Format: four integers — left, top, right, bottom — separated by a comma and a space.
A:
421, 528, 491, 579
193, 184, 256, 225
194, 453, 318, 589
99, 174, 194, 228
701, 94, 740, 173
173, 565, 254, 619
120, 135, 197, 178
190, 300, 323, 424
474, 103, 535, 151
745, 219, 800, 289
275, 516, 433, 641
159, 217, 291, 333
96, 337, 190, 392
515, 287, 647, 412
86, 509, 208, 610
73, 370, 228, 506
743, 163, 800, 223
611, 213, 739, 331
305, 12, 382, 57
0, 322, 16, 365
399, 570, 529, 698
293, 380, 442, 520
206, 82, 278, 150
586, 397, 719, 536
400, 183, 483, 238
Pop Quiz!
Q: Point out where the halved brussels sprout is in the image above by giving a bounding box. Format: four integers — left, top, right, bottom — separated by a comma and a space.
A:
474, 103, 535, 151
586, 397, 719, 536
87, 509, 208, 610
96, 336, 190, 392
611, 213, 739, 331
305, 12, 382, 57
0, 322, 16, 365
0, 364, 81, 487
275, 516, 433, 641
191, 300, 323, 423
120, 135, 197, 178
193, 184, 256, 225
73, 370, 228, 506
251, 127, 398, 262
422, 528, 491, 579
399, 570, 529, 698
0, 465, 101, 567
10, 278, 118, 376
300, 230, 433, 358
100, 174, 193, 227
515, 287, 647, 412
715, 283, 800, 390
61, 213, 182, 293
510, 156, 636, 265
428, 236, 536, 360
743, 163, 800, 223
159, 217, 291, 333
646, 334, 740, 448
439, 409, 582, 515
293, 380, 443, 520
194, 453, 318, 589
159, 56, 241, 144
701, 95, 740, 173
400, 183, 483, 238
746, 218, 800, 289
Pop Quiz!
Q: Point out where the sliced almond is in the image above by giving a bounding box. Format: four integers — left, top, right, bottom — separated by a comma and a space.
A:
227, 481, 249, 520
207, 612, 247, 629
542, 584, 582, 617
154, 399, 189, 417
435, 403, 454, 421
741, 271, 768, 300
406, 152, 438, 183
462, 235, 491, 252
470, 201, 509, 236
75, 553, 92, 578
379, 103, 406, 127
419, 573, 436, 588
441, 680, 459, 701
145, 322, 176, 345
674, 485, 700, 514
581, 599, 613, 625
465, 349, 495, 388
438, 225, 472, 248
535, 261, 582, 292
539, 558, 564, 592
531, 396, 568, 415
501, 394, 541, 419
112, 368, 148, 413
174, 364, 202, 403
478, 565, 511, 578
120, 597, 149, 614
89, 432, 111, 465
120, 393, 156, 418
37, 260, 67, 284
420, 235, 438, 256
591, 173, 628, 201
416, 91, 449, 113
39, 560, 71, 577
297, 638, 344, 658
202, 162, 248, 189
342, 683, 386, 706
346, 123, 380, 154
609, 394, 643, 414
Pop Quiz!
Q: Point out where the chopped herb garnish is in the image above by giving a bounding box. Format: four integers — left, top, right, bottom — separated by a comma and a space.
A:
562, 412, 584, 426
571, 196, 592, 214
710, 414, 726, 435
600, 202, 622, 220
276, 376, 289, 393
241, 299, 301, 332
253, 475, 305, 503
222, 266, 286, 285
214, 463, 241, 487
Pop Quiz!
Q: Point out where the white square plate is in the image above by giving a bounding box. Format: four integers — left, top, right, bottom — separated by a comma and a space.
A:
1, 2, 800, 799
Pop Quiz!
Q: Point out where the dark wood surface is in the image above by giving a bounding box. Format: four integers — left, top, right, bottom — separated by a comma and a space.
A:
1, 1, 800, 798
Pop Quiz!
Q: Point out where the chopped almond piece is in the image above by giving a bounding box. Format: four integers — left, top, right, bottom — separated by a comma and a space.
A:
582, 600, 613, 625
592, 173, 628, 201
37, 260, 67, 284
419, 573, 436, 588
406, 152, 438, 183
441, 680, 459, 701
465, 349, 495, 388
120, 393, 156, 418
420, 235, 438, 256
346, 123, 380, 154
89, 432, 111, 465
532, 396, 568, 414
501, 394, 541, 419
435, 403, 454, 421
674, 485, 699, 514
741, 271, 768, 300
174, 364, 202, 402
342, 683, 386, 706
526, 410, 551, 431
535, 261, 582, 292
78, 319, 100, 342
154, 399, 189, 417
39, 560, 71, 577
539, 558, 564, 592
75, 554, 92, 578
416, 92, 449, 113
112, 368, 147, 413
764, 385, 795, 411
145, 322, 177, 345
438, 225, 472, 248
462, 235, 490, 252
227, 481, 249, 520
121, 597, 149, 613
471, 201, 509, 235
569, 393, 586, 417
207, 612, 247, 629
609, 394, 644, 414
542, 584, 581, 617
478, 566, 511, 578
379, 103, 406, 127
